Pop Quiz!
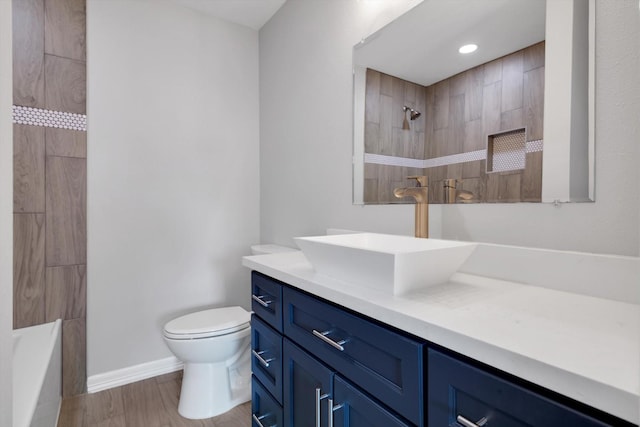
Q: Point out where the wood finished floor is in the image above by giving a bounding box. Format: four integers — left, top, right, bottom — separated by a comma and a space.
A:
57, 371, 251, 427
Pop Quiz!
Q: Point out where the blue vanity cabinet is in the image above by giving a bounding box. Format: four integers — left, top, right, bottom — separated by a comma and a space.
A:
251, 272, 422, 427
428, 348, 611, 427
251, 271, 634, 427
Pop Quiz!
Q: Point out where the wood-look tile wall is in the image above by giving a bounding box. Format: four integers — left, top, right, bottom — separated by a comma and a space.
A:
363, 42, 545, 204
425, 42, 545, 203
13, 0, 87, 396
364, 69, 427, 203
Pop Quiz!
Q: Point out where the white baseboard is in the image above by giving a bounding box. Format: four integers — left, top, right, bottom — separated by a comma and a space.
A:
87, 356, 183, 394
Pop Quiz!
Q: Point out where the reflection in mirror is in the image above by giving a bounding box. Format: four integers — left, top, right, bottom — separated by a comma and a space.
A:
353, 0, 594, 205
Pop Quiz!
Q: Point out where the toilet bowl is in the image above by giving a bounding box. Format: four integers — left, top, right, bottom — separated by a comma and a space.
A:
163, 306, 251, 419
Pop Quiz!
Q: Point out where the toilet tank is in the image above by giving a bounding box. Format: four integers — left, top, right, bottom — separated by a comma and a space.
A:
250, 244, 297, 256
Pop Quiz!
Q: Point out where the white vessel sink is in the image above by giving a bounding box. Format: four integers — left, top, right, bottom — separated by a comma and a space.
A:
294, 233, 477, 295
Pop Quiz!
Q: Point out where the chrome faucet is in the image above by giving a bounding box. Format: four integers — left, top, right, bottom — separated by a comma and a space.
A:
393, 176, 429, 238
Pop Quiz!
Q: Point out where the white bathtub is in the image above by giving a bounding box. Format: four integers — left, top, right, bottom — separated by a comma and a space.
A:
13, 320, 62, 427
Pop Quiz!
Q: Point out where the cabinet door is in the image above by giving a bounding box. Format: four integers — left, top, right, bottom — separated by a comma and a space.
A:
283, 338, 333, 427
331, 376, 412, 427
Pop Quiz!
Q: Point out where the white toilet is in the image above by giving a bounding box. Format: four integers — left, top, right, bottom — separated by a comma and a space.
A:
163, 244, 296, 419
163, 306, 251, 419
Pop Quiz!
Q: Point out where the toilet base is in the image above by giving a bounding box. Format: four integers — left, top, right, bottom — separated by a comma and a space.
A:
178, 359, 250, 419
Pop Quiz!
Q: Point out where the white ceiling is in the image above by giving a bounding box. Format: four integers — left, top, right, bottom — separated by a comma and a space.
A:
354, 0, 546, 86
170, 0, 286, 30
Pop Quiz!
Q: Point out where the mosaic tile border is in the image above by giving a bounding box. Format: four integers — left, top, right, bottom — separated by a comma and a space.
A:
13, 105, 87, 131
365, 140, 543, 169
526, 139, 543, 153
423, 150, 486, 168
363, 153, 424, 168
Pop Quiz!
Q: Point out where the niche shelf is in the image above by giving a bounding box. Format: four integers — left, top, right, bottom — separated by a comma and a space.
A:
486, 128, 527, 173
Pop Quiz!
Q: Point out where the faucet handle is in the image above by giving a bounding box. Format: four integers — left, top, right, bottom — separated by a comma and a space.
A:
407, 176, 428, 187
444, 178, 458, 188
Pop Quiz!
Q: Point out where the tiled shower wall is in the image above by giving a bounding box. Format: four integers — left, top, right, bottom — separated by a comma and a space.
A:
13, 0, 87, 396
364, 42, 545, 204
425, 42, 545, 203
363, 69, 427, 203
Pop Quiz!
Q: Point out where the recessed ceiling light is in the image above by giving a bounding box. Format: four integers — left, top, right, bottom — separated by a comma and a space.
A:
459, 44, 478, 54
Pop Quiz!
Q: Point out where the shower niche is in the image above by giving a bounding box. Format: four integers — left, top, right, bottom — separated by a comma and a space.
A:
486, 128, 527, 174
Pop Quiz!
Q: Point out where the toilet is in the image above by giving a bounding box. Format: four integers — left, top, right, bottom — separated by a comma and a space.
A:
163, 306, 251, 419
163, 244, 296, 419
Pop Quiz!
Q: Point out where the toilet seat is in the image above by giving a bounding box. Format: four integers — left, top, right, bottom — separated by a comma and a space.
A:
163, 306, 250, 340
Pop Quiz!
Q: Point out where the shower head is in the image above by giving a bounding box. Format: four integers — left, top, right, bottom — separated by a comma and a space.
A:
403, 106, 421, 126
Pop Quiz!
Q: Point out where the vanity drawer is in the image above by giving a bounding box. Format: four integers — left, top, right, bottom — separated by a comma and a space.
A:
251, 314, 283, 404
283, 286, 424, 426
252, 375, 283, 427
251, 271, 283, 333
427, 348, 610, 427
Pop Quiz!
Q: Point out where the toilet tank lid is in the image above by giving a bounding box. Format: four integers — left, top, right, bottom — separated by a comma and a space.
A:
164, 306, 250, 336
251, 244, 297, 255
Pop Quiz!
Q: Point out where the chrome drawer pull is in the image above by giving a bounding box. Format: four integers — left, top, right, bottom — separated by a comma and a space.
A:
252, 294, 273, 308
315, 388, 330, 427
327, 398, 344, 427
457, 415, 488, 427
252, 349, 274, 368
252, 413, 275, 427
312, 329, 346, 351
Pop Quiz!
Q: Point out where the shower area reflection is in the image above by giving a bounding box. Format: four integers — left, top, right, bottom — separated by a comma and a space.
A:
360, 41, 545, 205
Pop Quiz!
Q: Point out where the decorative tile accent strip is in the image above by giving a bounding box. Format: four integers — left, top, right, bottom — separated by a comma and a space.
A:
13, 105, 87, 131
526, 139, 543, 153
364, 153, 425, 168
422, 150, 486, 168
365, 141, 542, 169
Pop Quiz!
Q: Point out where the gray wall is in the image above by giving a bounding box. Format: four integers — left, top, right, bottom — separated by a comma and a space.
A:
259, 0, 442, 245
259, 0, 639, 257
87, 0, 260, 378
0, 1, 12, 424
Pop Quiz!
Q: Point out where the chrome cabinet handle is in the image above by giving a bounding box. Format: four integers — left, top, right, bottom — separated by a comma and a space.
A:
252, 294, 272, 308
312, 329, 346, 351
457, 415, 488, 427
251, 349, 274, 368
327, 398, 344, 427
315, 388, 329, 427
252, 413, 273, 427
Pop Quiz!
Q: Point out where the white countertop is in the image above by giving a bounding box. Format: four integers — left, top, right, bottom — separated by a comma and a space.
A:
243, 251, 640, 424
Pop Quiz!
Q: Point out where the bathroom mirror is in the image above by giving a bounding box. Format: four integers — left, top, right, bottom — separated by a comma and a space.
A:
353, 0, 595, 205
